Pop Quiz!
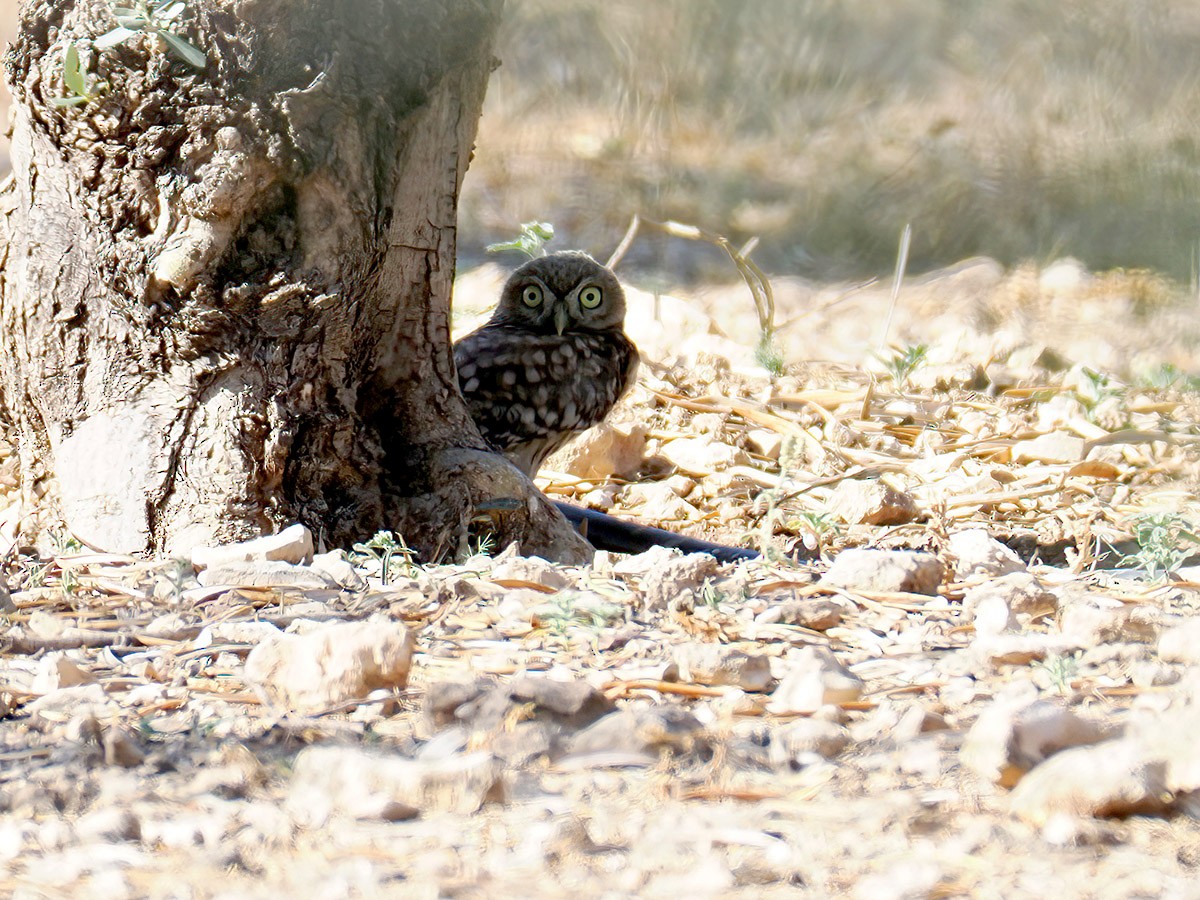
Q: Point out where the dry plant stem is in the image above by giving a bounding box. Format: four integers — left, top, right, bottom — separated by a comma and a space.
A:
607, 214, 775, 337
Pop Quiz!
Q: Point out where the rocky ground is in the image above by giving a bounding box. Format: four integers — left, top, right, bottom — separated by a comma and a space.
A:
4, 257, 1200, 898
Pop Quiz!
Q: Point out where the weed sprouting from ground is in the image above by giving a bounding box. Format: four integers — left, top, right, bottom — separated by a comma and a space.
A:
350, 531, 417, 585
1120, 512, 1200, 580
878, 344, 928, 388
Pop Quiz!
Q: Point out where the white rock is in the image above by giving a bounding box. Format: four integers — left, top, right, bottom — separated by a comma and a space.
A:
544, 420, 646, 479
972, 593, 1019, 637
1013, 432, 1085, 464
961, 698, 1117, 788
745, 428, 784, 461
659, 437, 748, 477
947, 529, 1026, 580
191, 523, 314, 570
828, 479, 919, 526
668, 643, 773, 692
769, 718, 851, 766
30, 653, 96, 694
244, 618, 416, 714
288, 746, 503, 822
490, 556, 571, 591
766, 646, 864, 715
309, 550, 367, 591
197, 559, 336, 589
820, 549, 943, 595
1009, 739, 1171, 824
1159, 618, 1200, 664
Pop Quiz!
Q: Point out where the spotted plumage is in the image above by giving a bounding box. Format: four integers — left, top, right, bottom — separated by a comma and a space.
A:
454, 251, 639, 476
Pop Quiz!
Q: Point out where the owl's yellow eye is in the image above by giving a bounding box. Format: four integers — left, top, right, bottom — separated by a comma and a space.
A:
579, 286, 603, 309
521, 285, 544, 308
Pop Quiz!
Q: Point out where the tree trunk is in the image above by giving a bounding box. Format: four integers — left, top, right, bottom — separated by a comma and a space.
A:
0, 0, 589, 562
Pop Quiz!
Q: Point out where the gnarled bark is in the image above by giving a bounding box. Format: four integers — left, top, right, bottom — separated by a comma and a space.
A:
0, 0, 589, 562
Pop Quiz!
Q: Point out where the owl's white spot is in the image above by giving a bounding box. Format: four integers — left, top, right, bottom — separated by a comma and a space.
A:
525, 367, 542, 383
501, 370, 517, 388
562, 401, 578, 428
521, 407, 536, 426
535, 385, 549, 405
543, 409, 559, 425
462, 378, 480, 393
531, 350, 548, 365
458, 363, 476, 379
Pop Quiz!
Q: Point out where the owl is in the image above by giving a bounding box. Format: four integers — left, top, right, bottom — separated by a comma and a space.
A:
454, 251, 639, 477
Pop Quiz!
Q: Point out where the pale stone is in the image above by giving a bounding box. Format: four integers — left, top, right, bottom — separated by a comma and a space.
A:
659, 437, 749, 477
766, 646, 864, 715
745, 428, 784, 461
197, 559, 336, 589
948, 529, 1026, 580
821, 549, 943, 595
828, 479, 919, 526
490, 555, 571, 591
191, 523, 314, 570
1009, 739, 1171, 824
244, 618, 416, 714
622, 481, 700, 522
544, 420, 647, 479
288, 747, 503, 822
1159, 618, 1200, 664
961, 698, 1117, 788
1013, 432, 1085, 464
668, 643, 774, 692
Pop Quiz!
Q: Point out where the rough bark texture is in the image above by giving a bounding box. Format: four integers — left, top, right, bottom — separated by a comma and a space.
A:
0, 0, 590, 562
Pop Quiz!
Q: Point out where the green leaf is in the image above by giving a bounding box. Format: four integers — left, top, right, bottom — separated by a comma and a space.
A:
95, 26, 139, 50
62, 43, 86, 97
51, 95, 88, 108
157, 28, 207, 68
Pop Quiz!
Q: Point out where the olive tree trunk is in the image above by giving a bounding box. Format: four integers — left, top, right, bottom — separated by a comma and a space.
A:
0, 0, 589, 562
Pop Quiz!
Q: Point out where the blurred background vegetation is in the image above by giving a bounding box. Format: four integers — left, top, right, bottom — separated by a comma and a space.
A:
461, 0, 1200, 283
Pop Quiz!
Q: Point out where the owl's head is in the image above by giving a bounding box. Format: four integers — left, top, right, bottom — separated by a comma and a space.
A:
493, 251, 627, 334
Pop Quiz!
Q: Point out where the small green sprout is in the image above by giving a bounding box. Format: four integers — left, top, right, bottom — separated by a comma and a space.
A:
53, 43, 108, 107
486, 221, 555, 259
877, 343, 928, 387
350, 531, 417, 585
96, 0, 207, 69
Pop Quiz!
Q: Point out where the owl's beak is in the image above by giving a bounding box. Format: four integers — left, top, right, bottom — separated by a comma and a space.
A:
554, 303, 569, 335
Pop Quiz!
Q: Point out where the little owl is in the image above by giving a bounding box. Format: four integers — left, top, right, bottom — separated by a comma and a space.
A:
454, 251, 639, 477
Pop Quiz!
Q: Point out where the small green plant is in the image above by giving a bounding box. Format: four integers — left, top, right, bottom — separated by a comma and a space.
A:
1120, 512, 1200, 580
1135, 362, 1200, 392
535, 592, 623, 634
1033, 651, 1080, 696
877, 343, 928, 387
486, 221, 555, 259
350, 531, 417, 585
754, 332, 785, 377
96, 1, 207, 69
53, 43, 108, 107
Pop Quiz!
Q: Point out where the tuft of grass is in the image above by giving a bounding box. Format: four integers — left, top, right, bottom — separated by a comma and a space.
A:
97, 1, 207, 69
